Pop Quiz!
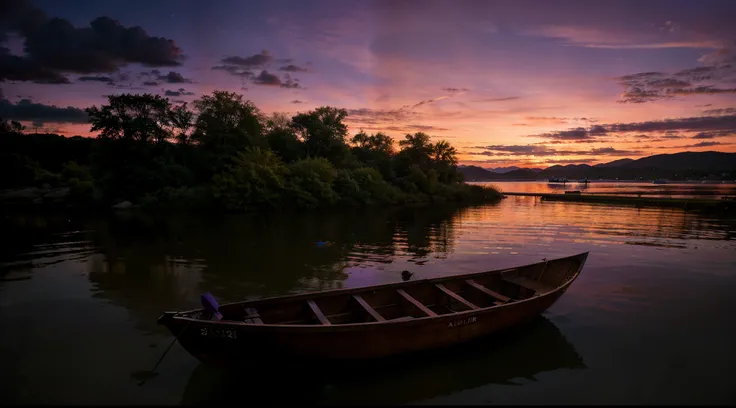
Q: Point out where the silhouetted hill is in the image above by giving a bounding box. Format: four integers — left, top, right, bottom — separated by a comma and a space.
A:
459, 151, 736, 181
488, 166, 543, 173
458, 165, 507, 180
594, 158, 633, 168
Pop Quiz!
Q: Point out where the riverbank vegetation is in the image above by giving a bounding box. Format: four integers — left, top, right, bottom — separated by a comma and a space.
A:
0, 91, 502, 211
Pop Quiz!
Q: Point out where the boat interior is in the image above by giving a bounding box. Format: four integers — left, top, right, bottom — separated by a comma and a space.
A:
192, 255, 584, 326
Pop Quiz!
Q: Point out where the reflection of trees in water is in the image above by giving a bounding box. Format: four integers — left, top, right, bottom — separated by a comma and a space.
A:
82, 205, 468, 333
391, 205, 463, 259
0, 212, 91, 276
180, 316, 586, 405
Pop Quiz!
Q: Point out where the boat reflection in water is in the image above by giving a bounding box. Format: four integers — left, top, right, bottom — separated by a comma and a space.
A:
180, 316, 586, 405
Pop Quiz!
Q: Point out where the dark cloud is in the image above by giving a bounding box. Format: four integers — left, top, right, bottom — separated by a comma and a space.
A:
0, 1, 183, 84
279, 64, 308, 72
589, 147, 634, 155
668, 86, 736, 96
157, 71, 192, 84
221, 51, 272, 67
471, 145, 556, 156
164, 88, 195, 97
468, 144, 639, 157
617, 64, 736, 103
0, 49, 71, 84
78, 76, 114, 84
139, 69, 161, 78
346, 107, 421, 126
618, 72, 663, 81
618, 87, 670, 104
442, 87, 470, 93
680, 141, 726, 148
548, 158, 598, 164
212, 65, 253, 78
251, 70, 301, 88
280, 73, 300, 89
291, 100, 305, 104
253, 70, 282, 86
214, 52, 303, 89
691, 131, 735, 139
703, 107, 736, 115
142, 81, 159, 87
534, 127, 590, 140
514, 116, 599, 126
647, 79, 692, 88
532, 114, 736, 140
0, 98, 88, 124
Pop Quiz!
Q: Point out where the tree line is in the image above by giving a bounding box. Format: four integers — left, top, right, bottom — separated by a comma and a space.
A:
1, 91, 502, 211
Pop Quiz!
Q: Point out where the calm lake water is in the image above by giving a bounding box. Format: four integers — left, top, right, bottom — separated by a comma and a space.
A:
1, 182, 735, 405
476, 180, 736, 199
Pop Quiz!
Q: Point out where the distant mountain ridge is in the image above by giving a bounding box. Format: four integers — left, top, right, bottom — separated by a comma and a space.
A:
459, 151, 736, 181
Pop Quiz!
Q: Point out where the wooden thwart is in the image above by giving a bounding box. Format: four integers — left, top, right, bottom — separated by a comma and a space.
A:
243, 307, 263, 324
352, 295, 386, 322
307, 300, 331, 325
435, 284, 479, 310
397, 289, 438, 317
502, 275, 550, 293
466, 279, 511, 303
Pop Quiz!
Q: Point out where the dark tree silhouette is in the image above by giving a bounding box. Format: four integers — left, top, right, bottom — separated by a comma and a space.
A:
1, 91, 503, 210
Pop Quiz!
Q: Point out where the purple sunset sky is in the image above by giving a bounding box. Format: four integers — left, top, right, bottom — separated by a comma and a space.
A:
1, 0, 735, 167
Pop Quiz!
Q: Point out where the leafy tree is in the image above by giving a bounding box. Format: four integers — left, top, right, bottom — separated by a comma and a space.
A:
1, 90, 502, 210
212, 147, 288, 210
397, 132, 434, 174
291, 106, 350, 165
285, 157, 339, 208
265, 112, 304, 163
431, 140, 461, 183
0, 118, 25, 134
190, 91, 265, 157
351, 130, 395, 180
86, 94, 183, 144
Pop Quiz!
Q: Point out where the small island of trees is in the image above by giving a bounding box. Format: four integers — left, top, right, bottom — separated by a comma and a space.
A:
1, 91, 502, 212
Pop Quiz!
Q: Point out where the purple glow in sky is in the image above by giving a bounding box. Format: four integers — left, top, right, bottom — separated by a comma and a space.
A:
1, 0, 735, 167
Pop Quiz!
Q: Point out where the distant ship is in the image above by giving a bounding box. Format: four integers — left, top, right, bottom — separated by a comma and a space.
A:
548, 177, 568, 183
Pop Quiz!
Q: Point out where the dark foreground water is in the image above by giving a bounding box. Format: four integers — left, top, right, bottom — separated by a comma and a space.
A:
1, 193, 735, 405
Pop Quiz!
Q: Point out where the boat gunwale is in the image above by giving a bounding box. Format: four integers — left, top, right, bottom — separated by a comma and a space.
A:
167, 252, 589, 330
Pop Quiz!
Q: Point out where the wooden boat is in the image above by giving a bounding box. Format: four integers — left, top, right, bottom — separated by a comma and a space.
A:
158, 252, 589, 366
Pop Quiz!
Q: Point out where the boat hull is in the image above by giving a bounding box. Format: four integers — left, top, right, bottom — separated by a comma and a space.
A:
160, 265, 580, 366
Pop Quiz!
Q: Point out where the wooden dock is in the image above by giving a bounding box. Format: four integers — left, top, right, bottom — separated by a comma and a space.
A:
503, 192, 734, 209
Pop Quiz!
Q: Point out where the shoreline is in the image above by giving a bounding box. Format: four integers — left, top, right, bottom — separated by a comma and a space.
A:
0, 187, 506, 215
